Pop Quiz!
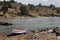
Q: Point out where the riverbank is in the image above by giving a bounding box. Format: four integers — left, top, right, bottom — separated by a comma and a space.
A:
0, 27, 60, 40
0, 0, 60, 19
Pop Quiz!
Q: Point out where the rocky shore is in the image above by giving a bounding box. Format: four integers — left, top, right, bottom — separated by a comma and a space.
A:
0, 27, 60, 40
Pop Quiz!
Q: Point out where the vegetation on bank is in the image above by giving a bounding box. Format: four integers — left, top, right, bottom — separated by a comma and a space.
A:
0, 0, 60, 18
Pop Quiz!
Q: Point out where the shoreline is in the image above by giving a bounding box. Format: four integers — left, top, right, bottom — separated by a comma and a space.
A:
0, 27, 60, 40
0, 17, 60, 19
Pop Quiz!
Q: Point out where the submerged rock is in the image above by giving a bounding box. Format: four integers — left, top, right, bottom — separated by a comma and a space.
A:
0, 22, 12, 26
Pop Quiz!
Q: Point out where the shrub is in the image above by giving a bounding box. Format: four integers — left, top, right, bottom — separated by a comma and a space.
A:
1, 5, 8, 13
28, 3, 35, 10
50, 4, 55, 8
19, 5, 28, 16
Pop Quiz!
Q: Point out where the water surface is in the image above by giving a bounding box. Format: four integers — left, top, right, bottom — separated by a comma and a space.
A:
0, 17, 60, 34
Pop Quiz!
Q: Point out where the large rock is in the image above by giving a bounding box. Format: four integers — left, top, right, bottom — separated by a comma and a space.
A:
0, 22, 12, 26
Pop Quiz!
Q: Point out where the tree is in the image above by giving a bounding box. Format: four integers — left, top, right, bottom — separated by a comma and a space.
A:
7, 3, 12, 8
4, 0, 6, 2
28, 3, 35, 10
3, 0, 7, 5
19, 5, 28, 16
38, 3, 41, 7
1, 5, 8, 14
50, 4, 55, 7
0, 2, 3, 6
10, 0, 15, 3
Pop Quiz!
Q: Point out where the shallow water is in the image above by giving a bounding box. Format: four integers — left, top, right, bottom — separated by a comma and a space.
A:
0, 17, 60, 34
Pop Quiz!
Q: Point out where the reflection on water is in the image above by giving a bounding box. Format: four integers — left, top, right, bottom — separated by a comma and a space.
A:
0, 17, 60, 34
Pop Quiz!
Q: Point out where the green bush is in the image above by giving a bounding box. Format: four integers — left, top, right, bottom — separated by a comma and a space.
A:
1, 5, 8, 13
19, 5, 28, 16
28, 3, 35, 10
50, 4, 55, 7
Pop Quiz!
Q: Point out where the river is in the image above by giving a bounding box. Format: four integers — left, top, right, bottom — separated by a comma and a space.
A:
0, 17, 60, 34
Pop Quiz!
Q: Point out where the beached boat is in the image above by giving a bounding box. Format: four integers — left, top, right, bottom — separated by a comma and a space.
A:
11, 28, 27, 34
7, 28, 27, 36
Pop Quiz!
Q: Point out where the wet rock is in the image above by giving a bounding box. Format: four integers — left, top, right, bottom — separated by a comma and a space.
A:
0, 22, 12, 26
